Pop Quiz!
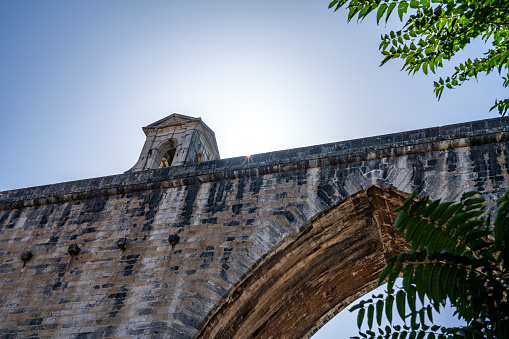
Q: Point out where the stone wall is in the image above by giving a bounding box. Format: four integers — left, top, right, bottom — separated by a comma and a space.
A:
198, 185, 411, 339
1, 117, 508, 338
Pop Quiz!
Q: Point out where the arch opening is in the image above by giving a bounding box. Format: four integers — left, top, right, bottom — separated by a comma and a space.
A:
313, 278, 465, 338
154, 139, 178, 169
197, 185, 411, 339
160, 148, 176, 168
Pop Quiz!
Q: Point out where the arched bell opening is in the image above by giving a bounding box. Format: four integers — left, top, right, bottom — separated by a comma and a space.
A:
153, 139, 178, 169
160, 148, 177, 168
128, 114, 221, 172
197, 185, 411, 339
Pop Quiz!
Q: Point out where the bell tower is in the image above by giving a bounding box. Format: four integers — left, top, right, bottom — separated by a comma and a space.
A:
128, 113, 220, 172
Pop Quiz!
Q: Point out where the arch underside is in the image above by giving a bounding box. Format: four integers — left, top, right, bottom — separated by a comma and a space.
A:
197, 185, 411, 339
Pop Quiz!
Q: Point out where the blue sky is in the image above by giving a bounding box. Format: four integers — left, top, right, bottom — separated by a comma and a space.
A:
0, 1, 500, 336
1, 1, 505, 192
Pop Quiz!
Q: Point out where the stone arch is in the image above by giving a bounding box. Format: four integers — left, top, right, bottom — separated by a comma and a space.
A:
154, 139, 178, 168
197, 185, 411, 339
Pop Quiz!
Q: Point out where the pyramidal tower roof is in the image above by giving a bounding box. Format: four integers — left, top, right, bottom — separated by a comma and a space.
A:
144, 113, 201, 130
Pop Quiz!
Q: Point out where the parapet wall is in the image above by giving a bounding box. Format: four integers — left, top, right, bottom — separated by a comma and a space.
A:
1, 117, 508, 338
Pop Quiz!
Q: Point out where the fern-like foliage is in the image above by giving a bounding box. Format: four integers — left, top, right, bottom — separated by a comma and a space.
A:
350, 190, 509, 339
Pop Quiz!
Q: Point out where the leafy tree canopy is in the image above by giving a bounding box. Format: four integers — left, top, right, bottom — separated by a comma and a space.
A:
329, 0, 509, 116
350, 191, 509, 338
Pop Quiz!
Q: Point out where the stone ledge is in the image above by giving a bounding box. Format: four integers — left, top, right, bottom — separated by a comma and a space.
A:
1, 117, 508, 210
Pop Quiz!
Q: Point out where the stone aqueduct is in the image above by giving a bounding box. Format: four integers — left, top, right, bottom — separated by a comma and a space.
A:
1, 114, 509, 338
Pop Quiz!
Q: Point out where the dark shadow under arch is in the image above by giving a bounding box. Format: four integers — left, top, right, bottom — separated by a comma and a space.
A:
197, 185, 411, 339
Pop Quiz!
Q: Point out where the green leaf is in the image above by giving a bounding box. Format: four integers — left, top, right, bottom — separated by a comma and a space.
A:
396, 290, 407, 320
437, 203, 461, 225
445, 266, 458, 300
464, 229, 491, 244
423, 200, 440, 218
426, 305, 434, 324
376, 3, 388, 25
427, 229, 442, 252
419, 310, 426, 328
395, 210, 409, 231
409, 199, 427, 216
430, 264, 444, 302
456, 220, 484, 237
347, 6, 360, 22
386, 294, 394, 324
328, 0, 339, 9
446, 210, 484, 231
414, 264, 425, 304
385, 2, 397, 23
432, 231, 450, 252
388, 265, 403, 293
463, 197, 484, 206
407, 284, 416, 312
423, 264, 433, 298
430, 202, 453, 222
376, 300, 384, 326
402, 264, 414, 290
358, 4, 372, 20
429, 61, 435, 74
397, 1, 409, 21
469, 238, 491, 251
357, 307, 366, 329
406, 218, 424, 243
456, 267, 467, 297
418, 223, 436, 251
379, 261, 395, 285
350, 303, 363, 312
411, 220, 428, 251
368, 304, 374, 329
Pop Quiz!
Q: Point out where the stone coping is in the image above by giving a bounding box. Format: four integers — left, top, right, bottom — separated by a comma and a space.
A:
1, 117, 508, 210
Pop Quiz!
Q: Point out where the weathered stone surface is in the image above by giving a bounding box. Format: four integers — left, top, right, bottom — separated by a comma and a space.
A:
198, 185, 410, 339
0, 117, 508, 338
